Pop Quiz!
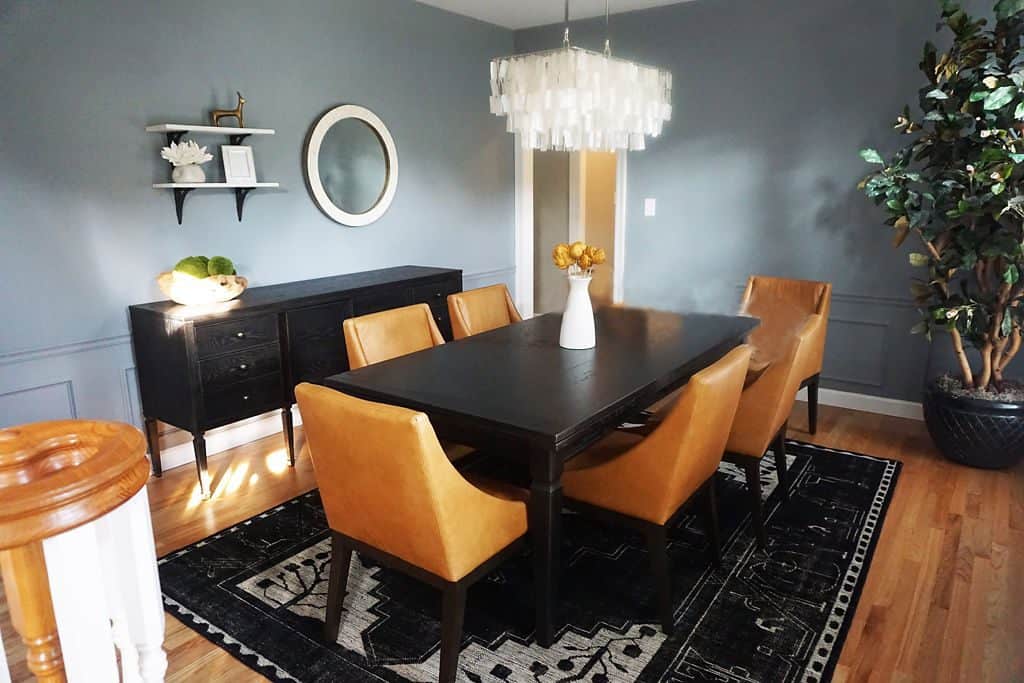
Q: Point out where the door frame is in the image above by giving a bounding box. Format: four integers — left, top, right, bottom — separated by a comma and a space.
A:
514, 145, 628, 317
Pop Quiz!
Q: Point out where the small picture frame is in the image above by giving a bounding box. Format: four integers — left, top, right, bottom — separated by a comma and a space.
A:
221, 145, 257, 186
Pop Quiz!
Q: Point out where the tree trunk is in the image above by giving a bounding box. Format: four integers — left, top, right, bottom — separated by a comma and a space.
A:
951, 329, 975, 389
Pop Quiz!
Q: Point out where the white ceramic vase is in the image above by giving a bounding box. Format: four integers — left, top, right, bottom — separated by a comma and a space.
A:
172, 164, 206, 183
559, 273, 596, 349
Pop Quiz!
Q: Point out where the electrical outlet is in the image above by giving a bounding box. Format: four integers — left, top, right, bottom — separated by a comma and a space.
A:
644, 198, 657, 217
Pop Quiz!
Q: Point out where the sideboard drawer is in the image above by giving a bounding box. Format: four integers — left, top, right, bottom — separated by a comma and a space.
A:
196, 314, 279, 358
287, 300, 353, 342
203, 374, 283, 427
200, 343, 281, 393
410, 278, 460, 309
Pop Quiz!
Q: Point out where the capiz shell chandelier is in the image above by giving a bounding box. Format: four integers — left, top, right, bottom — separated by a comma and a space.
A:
489, 0, 672, 152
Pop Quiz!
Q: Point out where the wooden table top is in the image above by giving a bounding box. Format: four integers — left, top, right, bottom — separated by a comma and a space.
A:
326, 307, 757, 450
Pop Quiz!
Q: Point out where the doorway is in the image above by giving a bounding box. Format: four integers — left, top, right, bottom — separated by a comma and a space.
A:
515, 147, 627, 317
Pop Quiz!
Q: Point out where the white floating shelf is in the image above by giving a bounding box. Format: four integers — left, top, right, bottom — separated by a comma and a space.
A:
146, 124, 275, 136
152, 182, 279, 189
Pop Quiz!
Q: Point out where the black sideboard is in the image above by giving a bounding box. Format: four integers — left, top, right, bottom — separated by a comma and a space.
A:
129, 265, 462, 497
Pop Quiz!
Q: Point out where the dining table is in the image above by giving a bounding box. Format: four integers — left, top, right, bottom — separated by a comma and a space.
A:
324, 306, 758, 647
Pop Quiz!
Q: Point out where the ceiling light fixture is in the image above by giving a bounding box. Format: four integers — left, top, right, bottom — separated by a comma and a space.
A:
489, 0, 673, 152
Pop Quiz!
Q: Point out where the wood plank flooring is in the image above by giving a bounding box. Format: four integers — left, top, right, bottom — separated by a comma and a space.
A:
1, 403, 1021, 682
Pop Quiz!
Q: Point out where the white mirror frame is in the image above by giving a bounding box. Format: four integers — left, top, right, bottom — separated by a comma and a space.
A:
306, 105, 398, 227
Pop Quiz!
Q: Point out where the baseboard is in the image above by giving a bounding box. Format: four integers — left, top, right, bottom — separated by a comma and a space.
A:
157, 406, 303, 472
799, 386, 923, 421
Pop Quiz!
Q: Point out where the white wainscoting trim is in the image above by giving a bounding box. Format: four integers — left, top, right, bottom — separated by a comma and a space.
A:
799, 386, 923, 421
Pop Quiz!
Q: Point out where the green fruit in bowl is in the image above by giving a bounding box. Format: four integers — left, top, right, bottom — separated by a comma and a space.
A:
173, 256, 210, 279
207, 256, 236, 276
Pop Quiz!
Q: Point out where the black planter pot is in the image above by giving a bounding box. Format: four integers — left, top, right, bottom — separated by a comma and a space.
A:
923, 381, 1024, 469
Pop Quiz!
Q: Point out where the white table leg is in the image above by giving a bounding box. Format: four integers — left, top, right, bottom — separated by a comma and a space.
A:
98, 487, 167, 683
43, 522, 120, 682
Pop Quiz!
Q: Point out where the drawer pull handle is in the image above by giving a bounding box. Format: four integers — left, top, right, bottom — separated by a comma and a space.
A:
236, 331, 246, 338
239, 364, 248, 370
434, 292, 442, 298
242, 395, 250, 401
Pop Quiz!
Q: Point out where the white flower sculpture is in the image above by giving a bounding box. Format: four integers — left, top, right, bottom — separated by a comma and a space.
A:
160, 140, 214, 167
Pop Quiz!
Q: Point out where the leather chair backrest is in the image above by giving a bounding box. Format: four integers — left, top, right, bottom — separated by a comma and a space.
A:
343, 303, 445, 370
614, 345, 752, 524
740, 275, 831, 374
447, 284, 523, 340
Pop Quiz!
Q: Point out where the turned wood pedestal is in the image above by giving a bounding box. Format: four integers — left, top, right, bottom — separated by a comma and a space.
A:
0, 420, 166, 682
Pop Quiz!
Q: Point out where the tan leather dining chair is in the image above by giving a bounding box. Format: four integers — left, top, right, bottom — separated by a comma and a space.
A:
294, 383, 528, 683
561, 345, 752, 634
739, 275, 832, 434
725, 314, 825, 548
343, 303, 446, 370
447, 284, 523, 340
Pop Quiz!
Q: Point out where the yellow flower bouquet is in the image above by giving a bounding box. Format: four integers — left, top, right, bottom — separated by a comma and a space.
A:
551, 241, 607, 276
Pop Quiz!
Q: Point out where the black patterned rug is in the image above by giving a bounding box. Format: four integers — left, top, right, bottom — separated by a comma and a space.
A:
158, 441, 900, 683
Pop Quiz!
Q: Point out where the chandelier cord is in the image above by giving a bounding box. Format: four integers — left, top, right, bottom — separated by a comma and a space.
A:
563, 0, 570, 47
604, 0, 611, 56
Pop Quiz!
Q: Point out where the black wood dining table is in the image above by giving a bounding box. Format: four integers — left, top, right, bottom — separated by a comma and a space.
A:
325, 306, 757, 647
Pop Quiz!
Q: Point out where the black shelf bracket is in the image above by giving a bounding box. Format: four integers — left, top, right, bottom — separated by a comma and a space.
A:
165, 131, 188, 146
173, 188, 194, 225
234, 188, 253, 222
228, 133, 251, 145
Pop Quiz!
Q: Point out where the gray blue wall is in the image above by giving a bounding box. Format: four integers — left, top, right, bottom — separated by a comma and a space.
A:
516, 0, 961, 401
0, 0, 514, 427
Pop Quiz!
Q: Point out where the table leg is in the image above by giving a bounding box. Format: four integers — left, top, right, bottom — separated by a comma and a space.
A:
529, 452, 563, 648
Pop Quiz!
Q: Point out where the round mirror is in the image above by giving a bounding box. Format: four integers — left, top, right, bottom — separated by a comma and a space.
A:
306, 105, 398, 226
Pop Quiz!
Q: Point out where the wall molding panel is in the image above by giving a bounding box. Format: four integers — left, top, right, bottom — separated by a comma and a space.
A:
0, 380, 77, 426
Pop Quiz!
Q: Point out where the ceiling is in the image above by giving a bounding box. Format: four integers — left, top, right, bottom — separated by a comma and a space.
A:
415, 0, 691, 30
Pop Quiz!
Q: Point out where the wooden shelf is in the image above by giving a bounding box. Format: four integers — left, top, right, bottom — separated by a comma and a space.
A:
145, 123, 275, 146
152, 183, 281, 224
152, 182, 279, 189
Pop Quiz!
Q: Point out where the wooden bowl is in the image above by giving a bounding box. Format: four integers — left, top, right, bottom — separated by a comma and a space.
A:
157, 271, 248, 306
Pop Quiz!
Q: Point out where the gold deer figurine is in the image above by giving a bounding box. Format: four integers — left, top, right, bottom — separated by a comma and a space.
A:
211, 92, 246, 127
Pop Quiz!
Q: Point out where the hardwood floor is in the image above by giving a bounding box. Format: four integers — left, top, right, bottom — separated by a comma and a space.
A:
1, 403, 1021, 682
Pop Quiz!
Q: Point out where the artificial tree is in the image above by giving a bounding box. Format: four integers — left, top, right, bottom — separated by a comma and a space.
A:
860, 0, 1024, 392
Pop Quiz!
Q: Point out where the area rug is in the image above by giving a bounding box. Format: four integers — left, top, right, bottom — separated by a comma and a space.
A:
158, 440, 900, 683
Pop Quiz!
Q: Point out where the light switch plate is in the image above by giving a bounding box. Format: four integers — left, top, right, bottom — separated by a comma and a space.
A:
644, 198, 657, 217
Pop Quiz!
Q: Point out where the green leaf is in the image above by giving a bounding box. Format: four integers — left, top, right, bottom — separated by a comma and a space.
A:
860, 148, 884, 165
970, 90, 989, 102
994, 181, 1007, 195
1002, 311, 1014, 336
984, 86, 1018, 110
910, 253, 931, 267
926, 89, 950, 100
1015, 101, 1024, 120
886, 198, 905, 212
995, 0, 1024, 20
1005, 264, 1020, 284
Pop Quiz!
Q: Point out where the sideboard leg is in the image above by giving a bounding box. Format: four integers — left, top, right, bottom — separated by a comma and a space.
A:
193, 433, 211, 499
281, 408, 296, 467
144, 418, 162, 477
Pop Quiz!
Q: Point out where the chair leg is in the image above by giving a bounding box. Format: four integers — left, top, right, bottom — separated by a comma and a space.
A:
439, 582, 467, 683
702, 476, 722, 567
772, 428, 789, 502
645, 525, 674, 635
807, 375, 819, 435
743, 460, 768, 549
324, 533, 353, 642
